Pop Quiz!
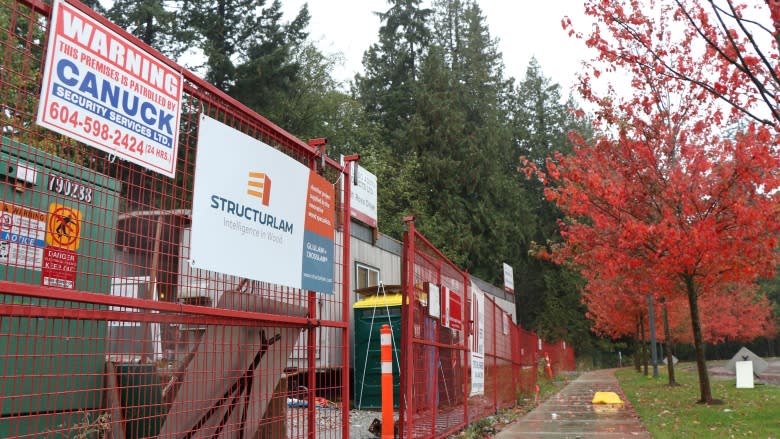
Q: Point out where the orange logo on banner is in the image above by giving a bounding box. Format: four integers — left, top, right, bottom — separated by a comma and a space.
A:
45, 204, 82, 250
247, 172, 272, 206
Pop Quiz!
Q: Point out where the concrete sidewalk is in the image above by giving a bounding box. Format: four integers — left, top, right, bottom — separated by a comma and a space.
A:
495, 369, 651, 438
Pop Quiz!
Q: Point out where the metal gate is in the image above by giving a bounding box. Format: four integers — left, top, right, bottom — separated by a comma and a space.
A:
0, 0, 350, 437
400, 218, 549, 439
400, 219, 470, 438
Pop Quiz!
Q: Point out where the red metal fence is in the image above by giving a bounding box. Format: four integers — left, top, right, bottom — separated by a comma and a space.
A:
0, 0, 350, 437
517, 326, 540, 395
400, 219, 470, 438
400, 219, 565, 439
544, 340, 577, 375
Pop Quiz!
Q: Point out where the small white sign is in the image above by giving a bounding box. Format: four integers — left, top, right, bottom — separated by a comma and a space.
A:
349, 162, 378, 227
37, 0, 182, 177
428, 283, 441, 319
503, 262, 514, 293
470, 282, 485, 396
736, 361, 754, 389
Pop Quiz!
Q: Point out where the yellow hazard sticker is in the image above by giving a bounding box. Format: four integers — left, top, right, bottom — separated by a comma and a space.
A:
45, 203, 82, 251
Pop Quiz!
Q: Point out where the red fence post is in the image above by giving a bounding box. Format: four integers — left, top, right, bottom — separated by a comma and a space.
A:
463, 273, 470, 428
400, 217, 416, 439
431, 262, 441, 439
512, 324, 518, 403
342, 154, 359, 438
492, 299, 497, 413
306, 147, 318, 439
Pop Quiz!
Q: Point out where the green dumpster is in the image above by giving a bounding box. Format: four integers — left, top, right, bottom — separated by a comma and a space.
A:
116, 363, 164, 439
0, 136, 120, 437
353, 293, 403, 409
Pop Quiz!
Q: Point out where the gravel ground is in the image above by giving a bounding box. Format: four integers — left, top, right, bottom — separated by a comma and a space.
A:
349, 408, 386, 439
283, 405, 394, 438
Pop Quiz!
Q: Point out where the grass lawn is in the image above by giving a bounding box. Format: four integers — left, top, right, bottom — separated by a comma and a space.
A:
615, 365, 780, 438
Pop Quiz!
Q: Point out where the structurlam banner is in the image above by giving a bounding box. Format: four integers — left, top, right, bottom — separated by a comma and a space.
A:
190, 115, 335, 294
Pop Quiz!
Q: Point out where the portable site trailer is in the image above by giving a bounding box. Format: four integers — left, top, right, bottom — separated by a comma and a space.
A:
0, 137, 120, 436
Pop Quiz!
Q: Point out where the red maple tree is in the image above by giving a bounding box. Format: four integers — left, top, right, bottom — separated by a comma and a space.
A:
567, 0, 780, 126
577, 251, 776, 388
531, 1, 780, 404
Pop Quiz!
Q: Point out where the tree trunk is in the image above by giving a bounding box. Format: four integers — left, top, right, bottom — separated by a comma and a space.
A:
684, 274, 713, 403
634, 321, 641, 373
661, 299, 677, 386
640, 314, 648, 376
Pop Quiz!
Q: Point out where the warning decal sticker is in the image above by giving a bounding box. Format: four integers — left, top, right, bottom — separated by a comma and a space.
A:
41, 247, 78, 289
0, 202, 47, 270
45, 203, 82, 251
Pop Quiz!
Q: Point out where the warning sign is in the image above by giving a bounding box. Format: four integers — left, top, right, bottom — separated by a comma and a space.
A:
0, 202, 47, 270
45, 204, 82, 251
41, 247, 78, 289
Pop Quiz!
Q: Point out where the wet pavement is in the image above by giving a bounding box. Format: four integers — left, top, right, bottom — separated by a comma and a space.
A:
494, 369, 651, 438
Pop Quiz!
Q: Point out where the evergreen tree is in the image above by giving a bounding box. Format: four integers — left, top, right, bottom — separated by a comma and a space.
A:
509, 58, 591, 340
229, 1, 311, 126
353, 0, 432, 238
80, 0, 107, 15
355, 0, 432, 149
105, 0, 189, 59
183, 0, 264, 90
410, 0, 530, 281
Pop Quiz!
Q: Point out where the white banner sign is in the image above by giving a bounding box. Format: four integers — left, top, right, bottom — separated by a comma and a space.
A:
350, 162, 377, 227
37, 0, 182, 177
427, 282, 440, 319
470, 282, 485, 396
190, 115, 335, 294
503, 262, 514, 293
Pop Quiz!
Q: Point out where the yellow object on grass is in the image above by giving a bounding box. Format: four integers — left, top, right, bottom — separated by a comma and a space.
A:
592, 391, 623, 404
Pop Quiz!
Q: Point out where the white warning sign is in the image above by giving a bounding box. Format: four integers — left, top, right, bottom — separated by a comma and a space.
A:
0, 202, 47, 271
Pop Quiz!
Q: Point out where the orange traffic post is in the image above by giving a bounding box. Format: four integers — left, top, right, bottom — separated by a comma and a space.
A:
381, 324, 394, 439
544, 352, 554, 380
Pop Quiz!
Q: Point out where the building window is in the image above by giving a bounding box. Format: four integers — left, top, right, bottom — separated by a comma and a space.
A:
355, 263, 380, 300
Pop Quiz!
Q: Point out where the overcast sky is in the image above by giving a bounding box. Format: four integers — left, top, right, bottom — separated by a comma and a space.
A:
281, 1, 593, 94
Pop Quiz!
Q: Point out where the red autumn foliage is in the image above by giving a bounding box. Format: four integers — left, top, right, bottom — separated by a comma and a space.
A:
580, 270, 777, 345
537, 0, 780, 404
565, 0, 780, 126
